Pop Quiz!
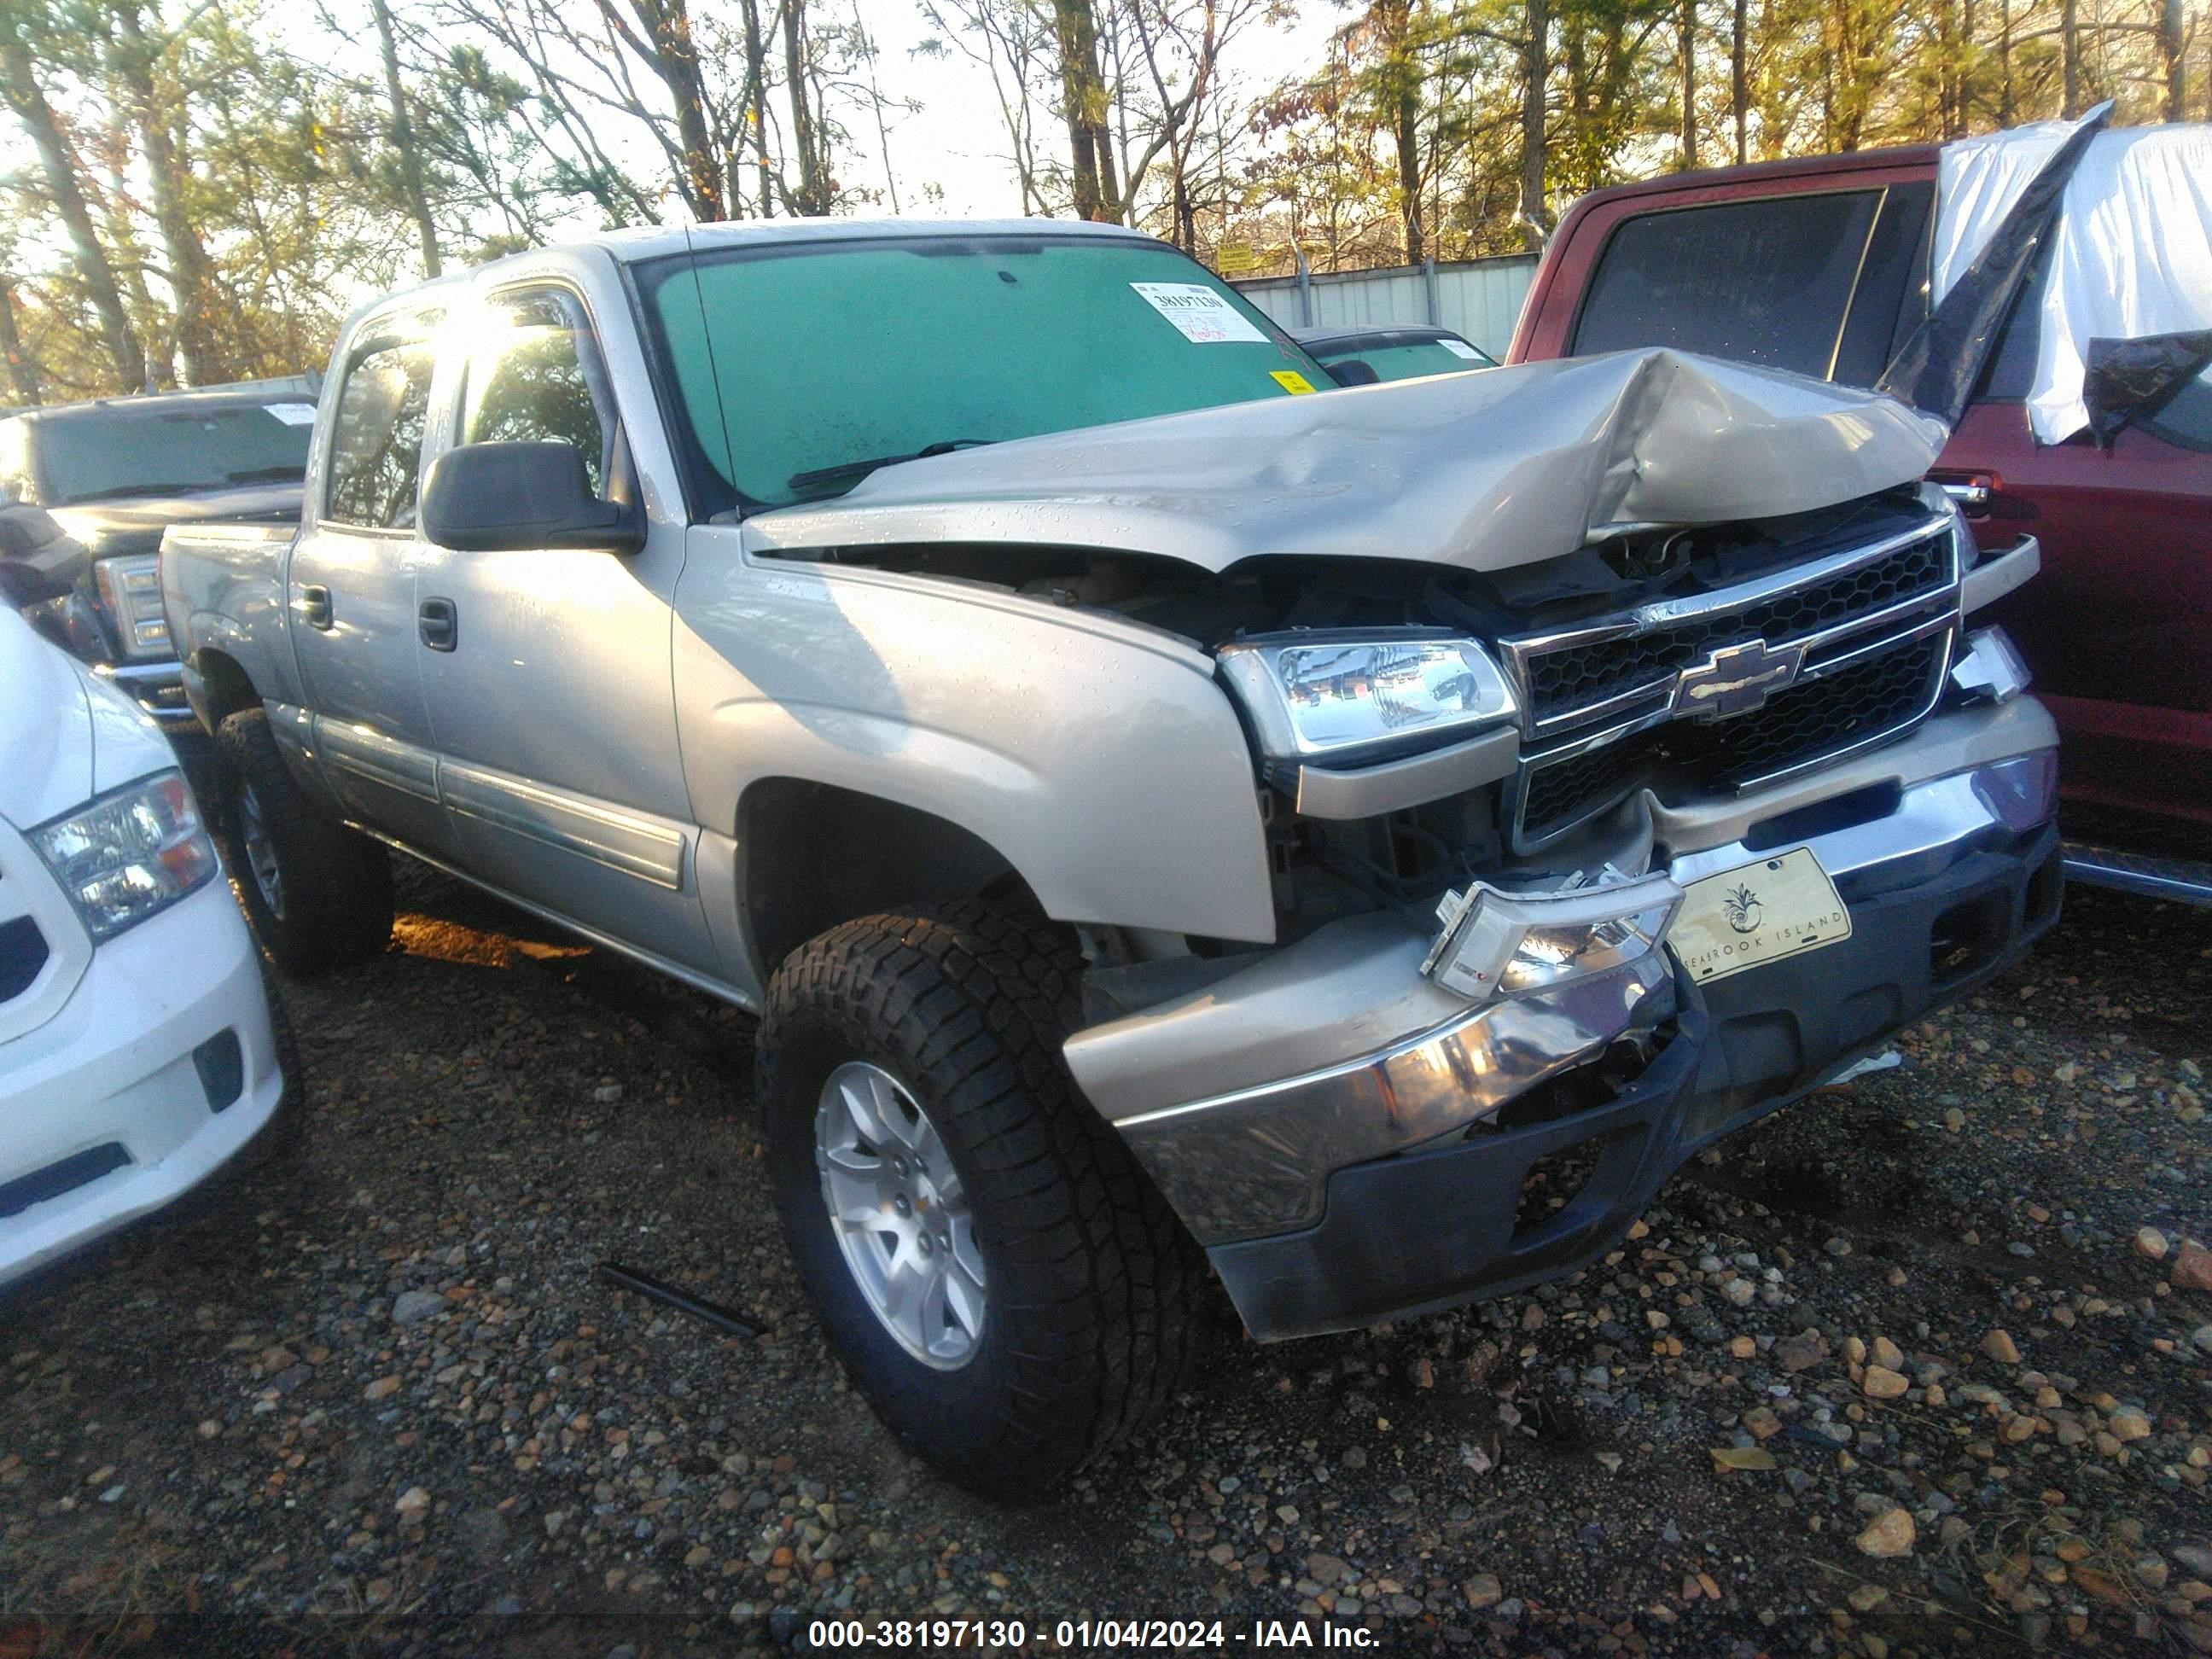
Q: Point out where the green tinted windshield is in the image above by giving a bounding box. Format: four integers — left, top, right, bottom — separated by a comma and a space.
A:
1309, 339, 1493, 382
643, 236, 1323, 509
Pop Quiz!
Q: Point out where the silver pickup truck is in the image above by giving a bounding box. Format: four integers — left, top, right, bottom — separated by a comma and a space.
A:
163, 218, 2058, 1497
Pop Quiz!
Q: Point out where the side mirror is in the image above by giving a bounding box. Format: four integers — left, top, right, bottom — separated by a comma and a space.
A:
1324, 358, 1381, 387
420, 441, 644, 554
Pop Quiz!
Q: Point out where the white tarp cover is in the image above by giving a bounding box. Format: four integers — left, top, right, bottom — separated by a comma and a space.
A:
1934, 120, 2212, 445
748, 346, 1949, 577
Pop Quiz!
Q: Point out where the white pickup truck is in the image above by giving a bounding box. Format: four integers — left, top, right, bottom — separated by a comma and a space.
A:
163, 218, 2058, 1496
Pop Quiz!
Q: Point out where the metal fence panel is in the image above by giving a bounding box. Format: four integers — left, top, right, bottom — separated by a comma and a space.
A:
1234, 255, 1539, 360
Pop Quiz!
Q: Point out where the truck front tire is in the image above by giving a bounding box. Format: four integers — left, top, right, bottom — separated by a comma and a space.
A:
759, 903, 1200, 1499
213, 708, 393, 976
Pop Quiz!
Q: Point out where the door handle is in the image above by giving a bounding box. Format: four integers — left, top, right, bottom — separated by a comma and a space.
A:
1928, 470, 1997, 517
298, 585, 332, 630
418, 597, 458, 652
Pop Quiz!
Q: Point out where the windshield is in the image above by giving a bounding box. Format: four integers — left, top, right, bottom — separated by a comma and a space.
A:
1307, 338, 1493, 382
36, 402, 314, 504
643, 235, 1325, 510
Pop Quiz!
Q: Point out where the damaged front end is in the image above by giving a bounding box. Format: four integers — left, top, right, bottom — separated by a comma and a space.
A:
1056, 483, 2058, 1339
753, 348, 2061, 1340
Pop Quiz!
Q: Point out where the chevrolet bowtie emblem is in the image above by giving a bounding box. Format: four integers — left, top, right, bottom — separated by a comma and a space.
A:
1672, 637, 1807, 719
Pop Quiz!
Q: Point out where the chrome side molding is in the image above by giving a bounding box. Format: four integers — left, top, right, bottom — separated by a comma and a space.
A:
2062, 844, 2212, 907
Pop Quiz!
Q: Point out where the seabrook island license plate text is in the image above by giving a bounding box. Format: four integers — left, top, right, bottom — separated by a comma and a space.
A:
1671, 847, 1853, 985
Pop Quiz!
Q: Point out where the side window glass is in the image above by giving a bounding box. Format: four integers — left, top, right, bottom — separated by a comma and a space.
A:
325, 331, 438, 528
462, 291, 611, 496
1831, 181, 1934, 387
1571, 192, 1883, 380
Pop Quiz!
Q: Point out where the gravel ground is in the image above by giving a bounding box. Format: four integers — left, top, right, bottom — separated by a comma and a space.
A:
3, 867, 2209, 1657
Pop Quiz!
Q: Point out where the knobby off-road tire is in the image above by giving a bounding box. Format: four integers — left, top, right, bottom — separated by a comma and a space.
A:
213, 708, 393, 976
759, 903, 1202, 1499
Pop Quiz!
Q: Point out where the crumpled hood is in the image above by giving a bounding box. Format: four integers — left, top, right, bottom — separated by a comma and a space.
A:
745, 348, 1949, 575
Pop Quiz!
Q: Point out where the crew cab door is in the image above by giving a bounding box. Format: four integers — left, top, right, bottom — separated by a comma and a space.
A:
288, 308, 457, 858
410, 282, 719, 974
1944, 299, 2212, 830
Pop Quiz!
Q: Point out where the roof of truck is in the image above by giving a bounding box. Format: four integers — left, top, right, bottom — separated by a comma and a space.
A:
350, 217, 1168, 327
1559, 143, 1940, 218
7, 375, 323, 425
586, 216, 1155, 265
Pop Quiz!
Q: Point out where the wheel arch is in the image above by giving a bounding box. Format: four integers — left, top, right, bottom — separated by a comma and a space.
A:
736, 777, 1046, 979
184, 643, 262, 733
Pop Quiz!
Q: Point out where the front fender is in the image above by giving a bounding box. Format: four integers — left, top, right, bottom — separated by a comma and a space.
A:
673, 529, 1273, 946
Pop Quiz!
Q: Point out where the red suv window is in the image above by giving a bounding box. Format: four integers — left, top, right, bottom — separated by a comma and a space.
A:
1571, 183, 1934, 387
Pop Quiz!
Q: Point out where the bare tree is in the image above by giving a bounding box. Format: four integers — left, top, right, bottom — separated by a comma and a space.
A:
921, 0, 1061, 213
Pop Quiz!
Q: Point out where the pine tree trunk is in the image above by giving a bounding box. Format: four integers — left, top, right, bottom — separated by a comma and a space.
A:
1731, 0, 1746, 163
1379, 0, 1423, 262
1679, 0, 1697, 169
1519, 0, 1549, 249
740, 0, 773, 215
1052, 0, 1119, 221
781, 0, 825, 213
0, 271, 42, 406
2159, 0, 2186, 121
1998, 0, 2015, 121
2061, 0, 2081, 116
112, 4, 224, 383
370, 0, 442, 276
660, 0, 726, 219
0, 38, 143, 393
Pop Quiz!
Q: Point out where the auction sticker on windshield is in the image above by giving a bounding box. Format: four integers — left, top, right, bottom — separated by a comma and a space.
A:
1131, 282, 1266, 343
1671, 847, 1851, 985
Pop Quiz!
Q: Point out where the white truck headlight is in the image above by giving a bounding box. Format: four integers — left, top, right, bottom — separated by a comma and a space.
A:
1216, 633, 1518, 765
30, 771, 218, 940
1421, 870, 1683, 999
93, 553, 172, 659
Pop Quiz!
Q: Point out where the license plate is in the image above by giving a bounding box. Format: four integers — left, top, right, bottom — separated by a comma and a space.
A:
1671, 847, 1852, 985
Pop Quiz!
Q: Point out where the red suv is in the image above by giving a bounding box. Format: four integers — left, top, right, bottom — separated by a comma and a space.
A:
1510, 143, 2212, 899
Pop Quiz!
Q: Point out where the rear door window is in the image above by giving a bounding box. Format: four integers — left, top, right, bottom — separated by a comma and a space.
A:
1571, 192, 1883, 379
324, 327, 439, 529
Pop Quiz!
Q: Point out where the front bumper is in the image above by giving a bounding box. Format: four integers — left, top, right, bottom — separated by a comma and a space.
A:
0, 878, 288, 1288
1072, 696, 2064, 1340
92, 657, 197, 734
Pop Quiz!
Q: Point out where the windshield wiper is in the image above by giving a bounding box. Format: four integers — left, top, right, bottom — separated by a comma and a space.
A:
226, 465, 307, 484
65, 481, 213, 501
787, 438, 993, 492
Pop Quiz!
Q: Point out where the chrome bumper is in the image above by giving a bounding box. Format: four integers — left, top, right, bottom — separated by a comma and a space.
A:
1072, 696, 2060, 1249
92, 658, 195, 731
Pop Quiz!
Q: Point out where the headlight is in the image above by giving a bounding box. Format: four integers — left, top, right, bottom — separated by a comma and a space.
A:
93, 554, 171, 659
1422, 870, 1682, 999
30, 771, 218, 940
1216, 633, 1518, 765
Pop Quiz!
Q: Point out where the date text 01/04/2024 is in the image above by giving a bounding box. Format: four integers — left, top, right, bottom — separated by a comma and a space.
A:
803, 1617, 1380, 1648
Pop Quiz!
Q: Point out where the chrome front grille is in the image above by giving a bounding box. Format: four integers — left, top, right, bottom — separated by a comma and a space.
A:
1499, 512, 1962, 852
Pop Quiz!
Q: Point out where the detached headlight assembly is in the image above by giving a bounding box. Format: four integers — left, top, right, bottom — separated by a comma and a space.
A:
1216, 633, 1518, 766
31, 771, 218, 940
1422, 871, 1683, 1000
